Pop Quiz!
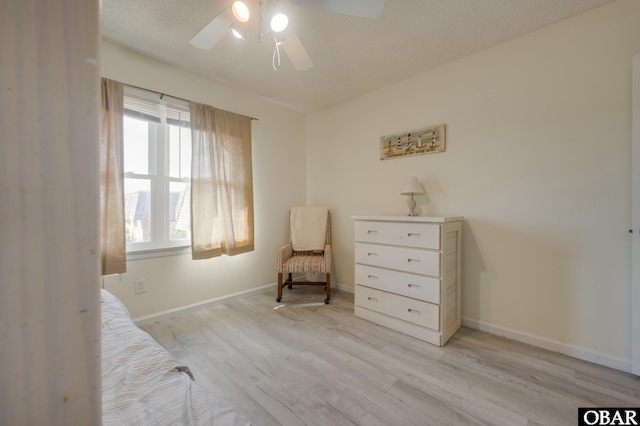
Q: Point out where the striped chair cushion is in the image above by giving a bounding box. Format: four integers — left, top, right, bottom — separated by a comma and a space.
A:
280, 254, 328, 274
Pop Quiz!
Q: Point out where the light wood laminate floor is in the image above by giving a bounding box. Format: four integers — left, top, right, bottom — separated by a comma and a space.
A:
140, 287, 640, 426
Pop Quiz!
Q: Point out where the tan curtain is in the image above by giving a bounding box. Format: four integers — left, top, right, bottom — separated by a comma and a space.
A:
190, 102, 254, 259
100, 78, 126, 274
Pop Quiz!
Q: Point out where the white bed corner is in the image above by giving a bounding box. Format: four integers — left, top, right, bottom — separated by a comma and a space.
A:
101, 289, 250, 425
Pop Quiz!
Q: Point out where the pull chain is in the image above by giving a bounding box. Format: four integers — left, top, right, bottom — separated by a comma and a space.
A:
272, 36, 281, 70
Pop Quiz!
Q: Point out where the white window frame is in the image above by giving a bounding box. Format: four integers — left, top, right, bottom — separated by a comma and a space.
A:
123, 86, 191, 256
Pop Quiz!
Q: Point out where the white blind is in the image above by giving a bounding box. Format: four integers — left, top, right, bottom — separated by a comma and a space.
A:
166, 108, 190, 128
123, 86, 190, 127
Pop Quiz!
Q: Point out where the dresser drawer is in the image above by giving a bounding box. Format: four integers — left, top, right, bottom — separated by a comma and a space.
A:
355, 286, 439, 330
355, 242, 440, 277
355, 264, 440, 304
355, 221, 440, 249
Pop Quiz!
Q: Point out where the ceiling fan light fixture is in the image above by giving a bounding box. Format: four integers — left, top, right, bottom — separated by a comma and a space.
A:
231, 1, 250, 23
231, 27, 245, 39
270, 13, 288, 32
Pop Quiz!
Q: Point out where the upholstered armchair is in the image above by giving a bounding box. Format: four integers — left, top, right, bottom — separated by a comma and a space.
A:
277, 207, 331, 304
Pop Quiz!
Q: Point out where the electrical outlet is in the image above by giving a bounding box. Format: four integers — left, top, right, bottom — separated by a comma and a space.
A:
134, 279, 146, 294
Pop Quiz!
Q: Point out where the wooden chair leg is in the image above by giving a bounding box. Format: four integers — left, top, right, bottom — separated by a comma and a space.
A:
287, 273, 293, 289
324, 273, 331, 304
277, 273, 283, 302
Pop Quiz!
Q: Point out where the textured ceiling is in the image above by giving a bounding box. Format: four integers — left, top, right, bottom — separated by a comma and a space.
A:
100, 0, 615, 113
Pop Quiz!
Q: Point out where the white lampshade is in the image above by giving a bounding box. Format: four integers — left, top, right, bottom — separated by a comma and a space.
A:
232, 1, 250, 22
400, 176, 425, 195
270, 13, 289, 32
231, 27, 245, 39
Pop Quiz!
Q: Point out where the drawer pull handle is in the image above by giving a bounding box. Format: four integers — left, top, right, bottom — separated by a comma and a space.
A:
408, 308, 421, 314
368, 275, 378, 279
407, 283, 420, 288
367, 230, 378, 234
367, 297, 378, 302
407, 258, 420, 263
407, 233, 421, 237
368, 252, 378, 256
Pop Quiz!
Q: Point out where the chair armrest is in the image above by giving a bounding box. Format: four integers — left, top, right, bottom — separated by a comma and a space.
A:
277, 243, 293, 270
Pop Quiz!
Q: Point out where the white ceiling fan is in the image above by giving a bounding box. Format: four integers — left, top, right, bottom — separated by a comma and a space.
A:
189, 0, 384, 71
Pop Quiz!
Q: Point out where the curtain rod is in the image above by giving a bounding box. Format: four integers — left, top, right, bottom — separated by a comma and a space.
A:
123, 82, 258, 121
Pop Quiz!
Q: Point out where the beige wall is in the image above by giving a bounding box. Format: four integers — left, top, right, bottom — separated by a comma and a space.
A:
307, 0, 640, 368
100, 41, 307, 318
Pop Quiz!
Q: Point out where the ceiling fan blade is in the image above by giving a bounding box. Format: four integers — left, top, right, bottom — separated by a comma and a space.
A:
290, 0, 384, 19
189, 12, 231, 50
281, 33, 314, 71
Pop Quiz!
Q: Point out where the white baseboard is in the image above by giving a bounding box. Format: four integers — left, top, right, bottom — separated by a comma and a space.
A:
334, 282, 353, 293
133, 283, 273, 326
132, 281, 351, 326
462, 317, 632, 373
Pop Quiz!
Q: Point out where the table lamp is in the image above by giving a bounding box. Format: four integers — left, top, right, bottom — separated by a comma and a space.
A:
401, 176, 425, 216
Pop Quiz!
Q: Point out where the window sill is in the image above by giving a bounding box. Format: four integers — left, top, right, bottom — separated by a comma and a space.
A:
126, 245, 191, 261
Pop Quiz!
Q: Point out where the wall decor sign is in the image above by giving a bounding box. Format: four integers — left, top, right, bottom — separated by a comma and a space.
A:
380, 124, 446, 160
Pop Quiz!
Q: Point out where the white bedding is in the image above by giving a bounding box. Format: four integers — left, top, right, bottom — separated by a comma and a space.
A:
101, 289, 250, 426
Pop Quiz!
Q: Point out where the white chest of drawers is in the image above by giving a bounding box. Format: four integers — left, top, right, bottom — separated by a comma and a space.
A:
352, 216, 463, 346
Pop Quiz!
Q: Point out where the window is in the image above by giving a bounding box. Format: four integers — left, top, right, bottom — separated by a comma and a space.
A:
123, 86, 191, 252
